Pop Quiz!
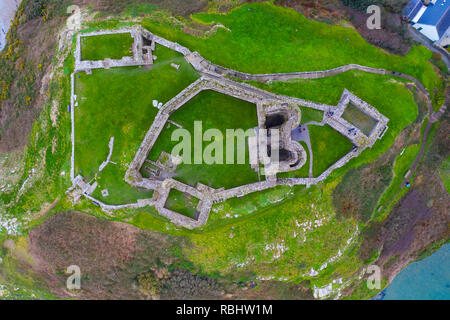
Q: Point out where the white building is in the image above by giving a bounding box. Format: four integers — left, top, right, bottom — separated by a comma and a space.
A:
403, 0, 450, 46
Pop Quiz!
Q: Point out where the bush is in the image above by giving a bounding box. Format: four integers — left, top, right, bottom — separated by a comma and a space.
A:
137, 271, 161, 299
23, 0, 47, 20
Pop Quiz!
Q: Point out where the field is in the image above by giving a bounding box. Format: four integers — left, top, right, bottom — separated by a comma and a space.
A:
309, 125, 353, 177
299, 107, 324, 124
81, 33, 135, 61
147, 90, 260, 189
74, 45, 199, 204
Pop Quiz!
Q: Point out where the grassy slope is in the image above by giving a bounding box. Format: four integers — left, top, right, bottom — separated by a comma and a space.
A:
187, 183, 360, 285
377, 144, 421, 211
81, 33, 134, 61
138, 2, 442, 100
438, 156, 450, 193
148, 90, 259, 189
75, 45, 199, 204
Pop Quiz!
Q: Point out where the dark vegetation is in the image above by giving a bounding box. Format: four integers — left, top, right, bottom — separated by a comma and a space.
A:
333, 81, 430, 224
0, 0, 71, 151
26, 211, 313, 299
274, 0, 413, 55
27, 211, 225, 299
333, 162, 392, 222
347, 106, 449, 299
1, 0, 447, 300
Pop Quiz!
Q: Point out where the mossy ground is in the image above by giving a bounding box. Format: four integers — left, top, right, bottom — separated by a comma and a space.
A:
165, 189, 199, 219
81, 33, 134, 61
341, 103, 379, 136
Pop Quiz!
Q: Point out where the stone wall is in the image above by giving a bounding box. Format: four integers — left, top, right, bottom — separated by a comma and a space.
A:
70, 25, 396, 229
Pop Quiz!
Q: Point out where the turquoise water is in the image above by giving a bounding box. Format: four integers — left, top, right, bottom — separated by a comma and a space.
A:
377, 243, 450, 300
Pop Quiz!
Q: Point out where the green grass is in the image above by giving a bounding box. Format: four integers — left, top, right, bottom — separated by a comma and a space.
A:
438, 156, 450, 193
89, 164, 154, 205
81, 33, 134, 61
75, 45, 199, 204
148, 90, 260, 189
377, 144, 421, 210
209, 185, 294, 224
186, 182, 359, 282
251, 71, 418, 171
299, 107, 324, 124
136, 2, 442, 103
165, 189, 199, 219
341, 103, 378, 136
309, 125, 353, 177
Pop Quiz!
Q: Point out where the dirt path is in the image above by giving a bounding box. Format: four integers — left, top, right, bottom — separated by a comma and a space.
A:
403, 103, 448, 187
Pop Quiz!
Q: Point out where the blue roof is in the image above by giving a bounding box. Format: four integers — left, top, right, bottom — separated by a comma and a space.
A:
402, 0, 423, 19
418, 0, 450, 37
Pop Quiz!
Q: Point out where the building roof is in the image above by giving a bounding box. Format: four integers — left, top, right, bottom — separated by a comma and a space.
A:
417, 0, 450, 37
402, 0, 424, 20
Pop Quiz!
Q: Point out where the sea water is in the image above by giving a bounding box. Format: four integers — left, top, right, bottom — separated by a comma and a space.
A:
376, 243, 450, 300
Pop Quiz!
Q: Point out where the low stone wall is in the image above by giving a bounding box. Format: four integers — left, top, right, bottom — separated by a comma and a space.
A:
70, 25, 398, 229
75, 26, 152, 72
124, 67, 389, 229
